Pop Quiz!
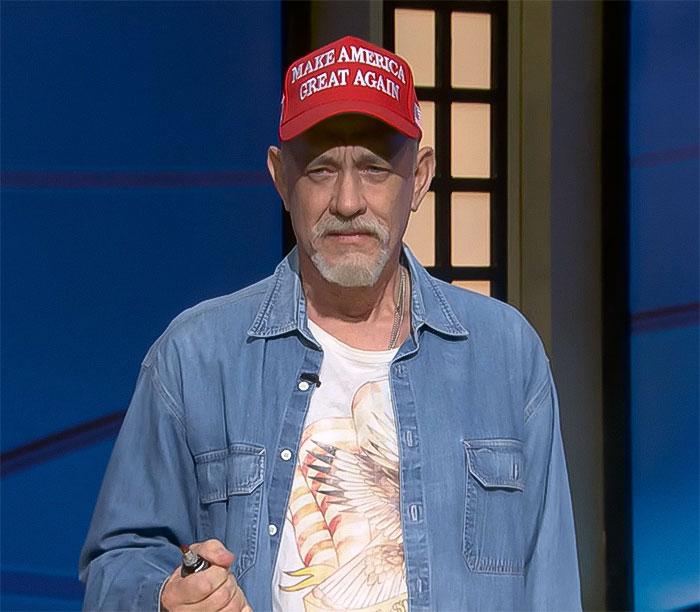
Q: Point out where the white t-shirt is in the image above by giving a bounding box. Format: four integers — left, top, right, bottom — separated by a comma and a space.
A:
272, 320, 408, 612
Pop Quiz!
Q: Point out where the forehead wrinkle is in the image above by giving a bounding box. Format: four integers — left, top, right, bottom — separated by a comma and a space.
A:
352, 149, 389, 165
310, 147, 388, 167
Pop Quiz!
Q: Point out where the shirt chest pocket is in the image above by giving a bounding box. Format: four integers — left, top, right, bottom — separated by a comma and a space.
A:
194, 443, 265, 579
462, 439, 525, 575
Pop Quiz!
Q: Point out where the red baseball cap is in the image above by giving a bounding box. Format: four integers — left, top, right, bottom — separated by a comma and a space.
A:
279, 35, 422, 142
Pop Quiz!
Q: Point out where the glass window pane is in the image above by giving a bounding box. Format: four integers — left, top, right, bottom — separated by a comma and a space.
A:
395, 9, 435, 87
451, 12, 491, 89
452, 280, 491, 296
451, 103, 490, 177
419, 100, 435, 165
404, 191, 435, 266
451, 192, 490, 266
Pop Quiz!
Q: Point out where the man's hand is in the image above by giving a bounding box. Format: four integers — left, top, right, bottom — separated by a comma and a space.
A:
161, 539, 252, 612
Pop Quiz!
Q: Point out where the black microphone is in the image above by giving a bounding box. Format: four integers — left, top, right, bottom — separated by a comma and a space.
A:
300, 372, 321, 387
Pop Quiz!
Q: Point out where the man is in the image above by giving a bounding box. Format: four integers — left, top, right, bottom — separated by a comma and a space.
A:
80, 36, 581, 611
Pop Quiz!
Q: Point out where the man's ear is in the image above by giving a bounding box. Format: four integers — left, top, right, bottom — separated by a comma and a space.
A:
410, 145, 436, 212
267, 146, 289, 211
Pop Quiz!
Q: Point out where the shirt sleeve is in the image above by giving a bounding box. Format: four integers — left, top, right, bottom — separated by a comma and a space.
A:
523, 368, 582, 610
79, 362, 197, 611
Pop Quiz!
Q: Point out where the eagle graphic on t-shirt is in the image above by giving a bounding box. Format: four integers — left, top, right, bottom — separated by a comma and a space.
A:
281, 380, 408, 612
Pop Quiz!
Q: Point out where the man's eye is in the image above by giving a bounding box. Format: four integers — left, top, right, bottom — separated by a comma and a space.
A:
364, 165, 390, 176
307, 167, 333, 177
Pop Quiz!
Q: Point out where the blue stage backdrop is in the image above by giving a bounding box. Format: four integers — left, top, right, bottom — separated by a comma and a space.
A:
1, 2, 282, 609
628, 1, 700, 609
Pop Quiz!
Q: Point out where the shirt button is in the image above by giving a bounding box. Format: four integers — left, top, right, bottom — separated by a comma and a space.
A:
268, 524, 278, 536
280, 449, 292, 461
298, 380, 310, 391
410, 504, 421, 522
405, 430, 416, 447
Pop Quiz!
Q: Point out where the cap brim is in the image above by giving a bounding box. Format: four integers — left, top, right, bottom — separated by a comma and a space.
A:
279, 99, 421, 142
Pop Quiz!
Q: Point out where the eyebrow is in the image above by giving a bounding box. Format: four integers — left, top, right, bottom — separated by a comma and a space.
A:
308, 150, 390, 168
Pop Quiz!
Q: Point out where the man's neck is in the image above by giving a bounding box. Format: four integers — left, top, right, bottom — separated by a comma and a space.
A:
299, 252, 411, 351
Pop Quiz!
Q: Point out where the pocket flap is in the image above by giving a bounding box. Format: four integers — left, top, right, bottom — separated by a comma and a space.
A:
194, 443, 265, 503
463, 439, 524, 491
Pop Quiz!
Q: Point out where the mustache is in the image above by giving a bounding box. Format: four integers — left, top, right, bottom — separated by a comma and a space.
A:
312, 216, 389, 241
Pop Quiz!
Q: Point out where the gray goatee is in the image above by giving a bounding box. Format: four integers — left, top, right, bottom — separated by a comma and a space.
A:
310, 217, 390, 287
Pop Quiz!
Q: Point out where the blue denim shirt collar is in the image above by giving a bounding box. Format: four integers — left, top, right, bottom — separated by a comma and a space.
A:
247, 245, 469, 341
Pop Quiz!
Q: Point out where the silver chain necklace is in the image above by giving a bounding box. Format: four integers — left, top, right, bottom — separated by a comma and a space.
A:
387, 266, 407, 350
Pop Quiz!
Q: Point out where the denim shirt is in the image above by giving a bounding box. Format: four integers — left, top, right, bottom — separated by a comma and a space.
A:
80, 246, 581, 611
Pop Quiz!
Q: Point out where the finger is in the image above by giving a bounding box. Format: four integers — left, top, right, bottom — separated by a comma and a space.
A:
166, 565, 231, 607
178, 575, 238, 612
197, 575, 237, 612
190, 539, 235, 568
230, 583, 248, 610
221, 581, 251, 612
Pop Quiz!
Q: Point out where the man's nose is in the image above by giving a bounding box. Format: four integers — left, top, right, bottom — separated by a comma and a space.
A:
330, 169, 366, 218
